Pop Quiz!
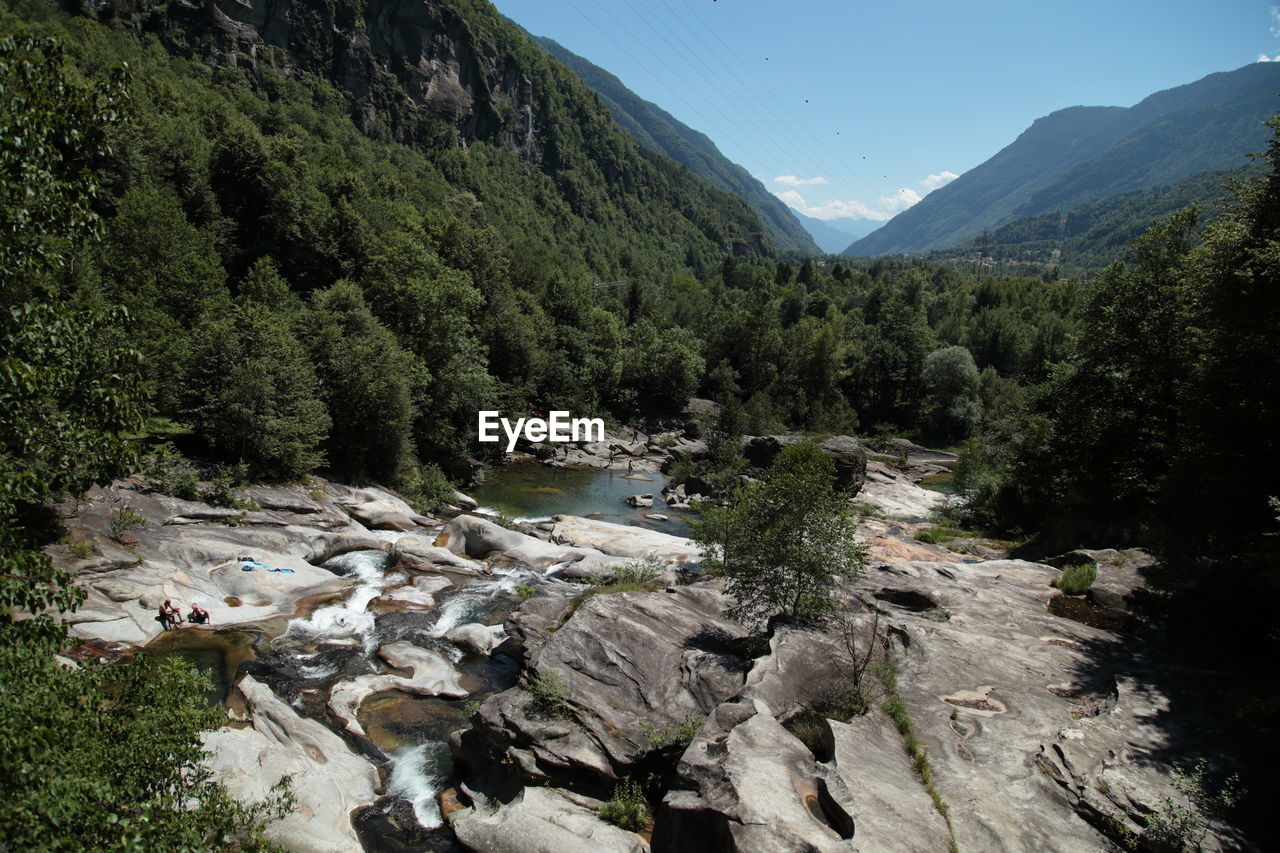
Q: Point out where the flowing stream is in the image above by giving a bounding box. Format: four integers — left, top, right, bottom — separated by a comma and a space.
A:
151, 466, 665, 849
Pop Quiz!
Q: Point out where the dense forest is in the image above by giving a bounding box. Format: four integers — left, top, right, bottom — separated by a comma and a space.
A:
0, 0, 1082, 496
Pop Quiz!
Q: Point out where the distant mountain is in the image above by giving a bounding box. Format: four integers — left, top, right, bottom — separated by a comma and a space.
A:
848, 63, 1280, 256
924, 162, 1265, 273
792, 212, 877, 254
533, 36, 820, 255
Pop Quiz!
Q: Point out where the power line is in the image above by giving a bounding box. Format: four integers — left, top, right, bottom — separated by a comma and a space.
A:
579, 0, 817, 183
560, 0, 780, 179
678, 0, 887, 203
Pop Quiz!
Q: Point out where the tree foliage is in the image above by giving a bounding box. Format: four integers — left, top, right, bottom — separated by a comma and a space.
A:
0, 25, 284, 849
692, 442, 866, 627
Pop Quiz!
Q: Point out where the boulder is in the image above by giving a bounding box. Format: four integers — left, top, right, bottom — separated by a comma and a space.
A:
549, 515, 702, 563
625, 494, 653, 508
445, 622, 508, 656
203, 676, 380, 853
438, 514, 623, 574
451, 786, 648, 853
374, 574, 453, 609
441, 455, 485, 487
856, 461, 946, 520
456, 585, 747, 790
391, 534, 487, 574
741, 435, 803, 468
888, 438, 959, 465
654, 699, 859, 852
327, 642, 468, 737
329, 484, 435, 531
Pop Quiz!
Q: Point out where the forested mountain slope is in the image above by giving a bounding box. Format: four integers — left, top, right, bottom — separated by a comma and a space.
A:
925, 163, 1265, 273
9, 0, 784, 482
533, 35, 820, 254
848, 62, 1280, 255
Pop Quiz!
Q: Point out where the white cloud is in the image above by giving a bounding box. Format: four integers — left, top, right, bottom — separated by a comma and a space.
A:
773, 189, 898, 221
774, 174, 829, 187
921, 170, 959, 191
1259, 52, 1280, 62
774, 171, 958, 222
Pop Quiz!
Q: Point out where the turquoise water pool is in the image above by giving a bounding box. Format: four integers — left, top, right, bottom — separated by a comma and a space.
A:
469, 461, 693, 536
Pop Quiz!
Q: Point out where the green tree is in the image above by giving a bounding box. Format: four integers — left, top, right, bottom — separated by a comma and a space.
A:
921, 345, 982, 442
692, 442, 866, 626
0, 30, 285, 850
181, 304, 330, 480
621, 320, 705, 415
307, 280, 425, 482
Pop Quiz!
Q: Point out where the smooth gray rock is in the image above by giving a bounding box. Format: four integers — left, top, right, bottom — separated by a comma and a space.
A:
451, 786, 648, 853
327, 642, 468, 737
203, 676, 380, 853
655, 699, 859, 852
445, 622, 508, 656
548, 515, 701, 563
458, 585, 746, 789
857, 461, 947, 519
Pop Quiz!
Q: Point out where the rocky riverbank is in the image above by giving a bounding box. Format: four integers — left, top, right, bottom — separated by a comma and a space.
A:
46, 438, 1250, 852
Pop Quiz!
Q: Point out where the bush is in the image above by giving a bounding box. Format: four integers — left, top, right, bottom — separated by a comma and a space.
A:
598, 780, 649, 832
915, 526, 967, 544
203, 466, 250, 509
597, 556, 663, 587
110, 504, 145, 541
691, 442, 866, 626
401, 463, 455, 514
140, 442, 200, 501
1143, 759, 1242, 852
784, 712, 835, 762
639, 711, 703, 751
526, 668, 571, 719
67, 538, 95, 560
514, 582, 536, 601
1054, 562, 1097, 595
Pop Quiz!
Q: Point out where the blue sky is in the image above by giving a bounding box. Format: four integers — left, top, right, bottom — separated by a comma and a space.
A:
491, 0, 1278, 223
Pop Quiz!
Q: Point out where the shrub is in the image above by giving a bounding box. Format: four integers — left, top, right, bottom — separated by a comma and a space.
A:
203, 466, 250, 509
140, 441, 200, 500
691, 442, 866, 627
816, 611, 886, 721
639, 711, 703, 751
514, 582, 536, 601
1143, 759, 1242, 851
1054, 562, 1097, 595
784, 712, 835, 762
401, 463, 455, 514
109, 504, 145, 541
597, 556, 663, 587
598, 780, 649, 832
526, 668, 571, 719
915, 526, 966, 544
67, 537, 95, 559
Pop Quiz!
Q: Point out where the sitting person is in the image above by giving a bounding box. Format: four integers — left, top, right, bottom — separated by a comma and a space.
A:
159, 599, 183, 630
187, 604, 210, 625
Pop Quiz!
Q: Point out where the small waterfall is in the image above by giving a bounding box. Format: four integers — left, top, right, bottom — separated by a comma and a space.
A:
280, 550, 391, 653
387, 742, 450, 830
430, 567, 541, 638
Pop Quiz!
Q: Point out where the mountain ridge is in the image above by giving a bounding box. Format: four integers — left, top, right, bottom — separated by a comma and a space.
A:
531, 35, 820, 255
847, 62, 1280, 255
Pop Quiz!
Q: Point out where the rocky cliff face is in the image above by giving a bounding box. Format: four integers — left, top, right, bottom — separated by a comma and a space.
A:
93, 0, 539, 157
